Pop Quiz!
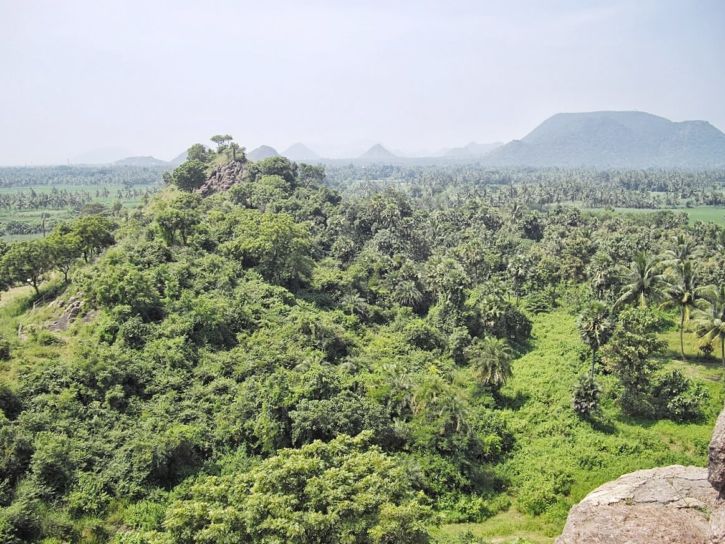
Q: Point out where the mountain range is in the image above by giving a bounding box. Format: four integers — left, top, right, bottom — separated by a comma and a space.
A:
65, 111, 725, 168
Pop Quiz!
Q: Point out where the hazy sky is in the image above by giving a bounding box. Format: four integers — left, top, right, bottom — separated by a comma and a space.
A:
1, 0, 724, 164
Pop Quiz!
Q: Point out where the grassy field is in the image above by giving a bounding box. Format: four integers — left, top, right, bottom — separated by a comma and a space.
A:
436, 308, 723, 543
583, 206, 725, 226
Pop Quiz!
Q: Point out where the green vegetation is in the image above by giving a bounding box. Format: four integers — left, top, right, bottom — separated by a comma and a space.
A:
0, 141, 724, 543
0, 167, 163, 239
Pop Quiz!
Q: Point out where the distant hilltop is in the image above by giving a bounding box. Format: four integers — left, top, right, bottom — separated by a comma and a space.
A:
359, 144, 397, 161
485, 111, 725, 168
247, 145, 280, 161
282, 143, 320, 162
114, 156, 169, 167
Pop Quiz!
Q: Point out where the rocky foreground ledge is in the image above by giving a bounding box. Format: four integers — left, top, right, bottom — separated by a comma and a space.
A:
557, 408, 725, 544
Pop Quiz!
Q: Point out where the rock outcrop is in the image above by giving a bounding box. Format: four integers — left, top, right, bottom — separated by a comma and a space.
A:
198, 160, 246, 196
48, 295, 85, 331
557, 407, 725, 544
710, 408, 725, 492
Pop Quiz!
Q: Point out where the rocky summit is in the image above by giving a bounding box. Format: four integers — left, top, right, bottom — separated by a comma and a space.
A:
557, 406, 725, 544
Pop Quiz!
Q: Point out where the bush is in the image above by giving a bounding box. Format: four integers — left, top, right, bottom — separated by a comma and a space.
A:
572, 374, 600, 417
0, 334, 10, 360
651, 370, 708, 422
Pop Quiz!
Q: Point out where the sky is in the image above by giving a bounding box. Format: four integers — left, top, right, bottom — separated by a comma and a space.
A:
0, 0, 724, 164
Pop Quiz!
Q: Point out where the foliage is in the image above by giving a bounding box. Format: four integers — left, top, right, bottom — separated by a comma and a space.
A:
0, 148, 722, 543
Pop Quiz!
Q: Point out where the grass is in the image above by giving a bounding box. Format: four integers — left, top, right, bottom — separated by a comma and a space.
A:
437, 308, 723, 543
582, 206, 725, 226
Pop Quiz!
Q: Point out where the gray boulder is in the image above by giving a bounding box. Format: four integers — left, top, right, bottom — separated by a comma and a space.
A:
556, 465, 722, 544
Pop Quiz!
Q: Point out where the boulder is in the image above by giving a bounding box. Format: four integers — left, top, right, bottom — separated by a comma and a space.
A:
556, 465, 723, 544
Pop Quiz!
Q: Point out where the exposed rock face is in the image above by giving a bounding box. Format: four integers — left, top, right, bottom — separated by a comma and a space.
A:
710, 408, 725, 492
48, 295, 85, 331
198, 160, 246, 196
557, 406, 725, 544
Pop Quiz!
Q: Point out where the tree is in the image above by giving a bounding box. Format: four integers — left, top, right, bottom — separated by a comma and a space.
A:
157, 433, 431, 544
170, 159, 207, 192
47, 229, 82, 283
210, 134, 233, 152
693, 285, 725, 366
186, 143, 211, 163
0, 240, 52, 295
664, 261, 709, 360
465, 336, 514, 390
602, 308, 665, 416
577, 301, 613, 377
221, 210, 313, 287
615, 253, 665, 308
664, 234, 699, 268
71, 215, 114, 262
228, 142, 244, 162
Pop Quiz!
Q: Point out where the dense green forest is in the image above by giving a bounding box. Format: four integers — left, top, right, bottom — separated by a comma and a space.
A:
1, 141, 724, 543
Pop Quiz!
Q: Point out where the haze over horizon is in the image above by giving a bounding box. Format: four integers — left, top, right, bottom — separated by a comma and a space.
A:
1, 0, 724, 165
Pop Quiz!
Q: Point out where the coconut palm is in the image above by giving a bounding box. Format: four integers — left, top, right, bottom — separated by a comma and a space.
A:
615, 253, 665, 309
663, 261, 709, 360
693, 285, 725, 366
663, 234, 699, 267
577, 301, 614, 376
465, 336, 514, 390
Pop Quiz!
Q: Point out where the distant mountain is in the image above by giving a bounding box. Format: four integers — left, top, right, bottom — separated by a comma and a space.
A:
169, 151, 188, 166
359, 144, 397, 161
71, 147, 132, 164
248, 145, 280, 161
486, 111, 725, 168
444, 142, 502, 158
115, 156, 169, 167
282, 143, 321, 162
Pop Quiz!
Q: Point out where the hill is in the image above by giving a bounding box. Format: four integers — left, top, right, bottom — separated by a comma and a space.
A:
444, 142, 502, 158
282, 143, 321, 162
248, 145, 280, 161
114, 156, 169, 167
487, 111, 725, 168
169, 150, 188, 166
359, 143, 397, 161
71, 146, 131, 164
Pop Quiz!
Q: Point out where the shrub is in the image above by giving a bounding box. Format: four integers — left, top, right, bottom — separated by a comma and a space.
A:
572, 374, 601, 417
651, 370, 708, 422
0, 334, 10, 360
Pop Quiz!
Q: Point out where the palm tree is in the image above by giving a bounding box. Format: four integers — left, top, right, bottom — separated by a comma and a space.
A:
663, 261, 709, 360
577, 301, 614, 377
693, 285, 725, 367
664, 234, 698, 267
615, 253, 665, 309
465, 337, 514, 390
